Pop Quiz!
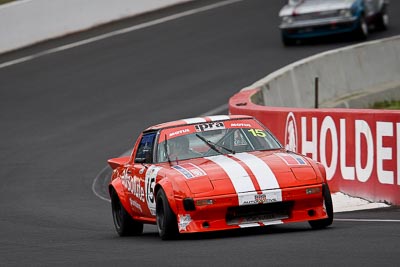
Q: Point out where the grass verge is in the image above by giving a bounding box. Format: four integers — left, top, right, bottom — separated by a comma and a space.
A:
372, 100, 400, 110
0, 0, 16, 5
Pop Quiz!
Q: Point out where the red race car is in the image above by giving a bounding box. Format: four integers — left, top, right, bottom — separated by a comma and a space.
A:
108, 115, 333, 240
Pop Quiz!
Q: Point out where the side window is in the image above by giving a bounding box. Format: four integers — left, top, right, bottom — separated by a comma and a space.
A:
135, 132, 156, 163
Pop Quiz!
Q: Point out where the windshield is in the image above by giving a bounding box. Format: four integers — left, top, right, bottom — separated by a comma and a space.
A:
156, 119, 281, 163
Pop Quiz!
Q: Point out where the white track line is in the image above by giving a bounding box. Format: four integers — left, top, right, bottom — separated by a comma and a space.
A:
335, 219, 400, 223
0, 0, 244, 70
92, 165, 112, 202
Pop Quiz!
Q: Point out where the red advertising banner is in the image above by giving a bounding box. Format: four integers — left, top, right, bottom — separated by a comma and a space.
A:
230, 89, 400, 205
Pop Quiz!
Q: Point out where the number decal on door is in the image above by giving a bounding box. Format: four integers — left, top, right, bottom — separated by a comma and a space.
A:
145, 166, 161, 216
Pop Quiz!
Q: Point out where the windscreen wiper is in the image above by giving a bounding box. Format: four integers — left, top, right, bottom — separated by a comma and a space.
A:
195, 134, 235, 155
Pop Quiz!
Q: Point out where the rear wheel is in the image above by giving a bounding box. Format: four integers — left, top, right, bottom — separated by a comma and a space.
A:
156, 189, 179, 240
375, 6, 389, 31
111, 189, 143, 236
309, 184, 334, 229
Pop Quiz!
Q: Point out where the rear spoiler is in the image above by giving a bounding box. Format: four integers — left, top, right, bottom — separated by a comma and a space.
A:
107, 156, 130, 170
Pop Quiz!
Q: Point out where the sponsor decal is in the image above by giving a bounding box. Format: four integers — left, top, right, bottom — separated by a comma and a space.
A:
178, 214, 192, 231
129, 198, 143, 212
121, 166, 160, 216
241, 190, 281, 205
276, 153, 307, 166
169, 128, 190, 137
230, 123, 252, 128
121, 170, 145, 202
255, 194, 267, 203
172, 163, 206, 179
285, 112, 298, 152
195, 122, 225, 132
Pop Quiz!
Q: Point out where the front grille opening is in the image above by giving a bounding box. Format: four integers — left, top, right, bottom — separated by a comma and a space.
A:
226, 201, 294, 225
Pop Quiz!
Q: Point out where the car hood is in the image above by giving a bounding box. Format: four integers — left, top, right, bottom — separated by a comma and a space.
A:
279, 0, 354, 17
169, 151, 319, 195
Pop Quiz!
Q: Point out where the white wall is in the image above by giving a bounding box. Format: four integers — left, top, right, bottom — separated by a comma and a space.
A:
0, 0, 191, 54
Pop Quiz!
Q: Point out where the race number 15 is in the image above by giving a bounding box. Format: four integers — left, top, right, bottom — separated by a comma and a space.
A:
248, 129, 266, 137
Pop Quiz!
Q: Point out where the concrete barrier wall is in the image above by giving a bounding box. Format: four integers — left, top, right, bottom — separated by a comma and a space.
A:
244, 36, 400, 108
0, 0, 192, 54
230, 37, 400, 205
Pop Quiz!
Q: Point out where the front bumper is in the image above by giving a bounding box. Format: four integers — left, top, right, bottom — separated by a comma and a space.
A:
175, 184, 328, 233
280, 16, 359, 39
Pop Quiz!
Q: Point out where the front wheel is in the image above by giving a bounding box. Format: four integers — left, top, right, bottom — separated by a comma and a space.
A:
111, 189, 144, 236
308, 183, 334, 229
282, 33, 296, 46
354, 16, 368, 40
156, 189, 179, 240
375, 6, 389, 31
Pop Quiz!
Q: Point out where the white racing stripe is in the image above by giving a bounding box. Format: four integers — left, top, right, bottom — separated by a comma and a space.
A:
183, 118, 207, 124
207, 115, 230, 121
207, 153, 284, 206
207, 155, 255, 194
232, 153, 280, 190
183, 115, 230, 124
233, 153, 283, 202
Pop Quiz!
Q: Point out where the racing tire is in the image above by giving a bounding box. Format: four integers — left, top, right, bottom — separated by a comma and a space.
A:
282, 33, 296, 46
156, 188, 179, 240
354, 16, 368, 40
375, 6, 389, 31
111, 189, 144, 236
308, 183, 334, 230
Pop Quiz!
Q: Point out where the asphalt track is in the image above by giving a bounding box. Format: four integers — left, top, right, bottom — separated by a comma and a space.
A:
0, 0, 399, 266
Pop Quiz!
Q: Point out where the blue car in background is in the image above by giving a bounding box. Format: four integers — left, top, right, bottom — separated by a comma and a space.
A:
279, 0, 389, 45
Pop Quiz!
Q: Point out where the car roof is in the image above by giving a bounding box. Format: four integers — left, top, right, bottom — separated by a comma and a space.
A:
145, 115, 254, 131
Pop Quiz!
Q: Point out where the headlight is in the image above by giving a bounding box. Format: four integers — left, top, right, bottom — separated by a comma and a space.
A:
282, 16, 294, 24
339, 9, 352, 18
